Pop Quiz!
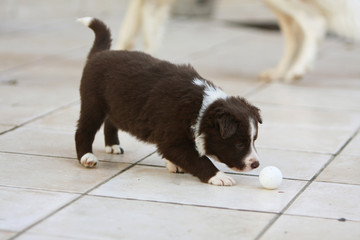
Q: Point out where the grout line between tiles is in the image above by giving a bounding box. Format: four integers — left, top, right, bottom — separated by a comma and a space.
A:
0, 151, 78, 160
8, 151, 156, 240
280, 212, 360, 223
243, 82, 270, 97
88, 193, 278, 215
255, 125, 360, 240
137, 162, 311, 182
0, 100, 80, 136
0, 44, 88, 74
254, 162, 333, 240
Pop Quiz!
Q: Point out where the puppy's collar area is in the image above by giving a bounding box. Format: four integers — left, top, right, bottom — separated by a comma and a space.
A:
191, 78, 228, 156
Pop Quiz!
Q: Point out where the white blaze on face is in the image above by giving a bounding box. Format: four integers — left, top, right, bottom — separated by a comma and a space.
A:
243, 118, 259, 171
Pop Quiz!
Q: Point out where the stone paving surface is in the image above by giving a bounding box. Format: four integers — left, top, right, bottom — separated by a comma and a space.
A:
1, 0, 360, 239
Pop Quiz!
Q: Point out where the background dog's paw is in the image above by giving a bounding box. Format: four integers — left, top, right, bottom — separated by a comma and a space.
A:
208, 172, 236, 186
105, 145, 124, 154
80, 153, 98, 168
259, 68, 281, 82
165, 160, 184, 173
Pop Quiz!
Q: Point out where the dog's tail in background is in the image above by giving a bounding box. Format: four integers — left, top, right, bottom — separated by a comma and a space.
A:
77, 17, 112, 59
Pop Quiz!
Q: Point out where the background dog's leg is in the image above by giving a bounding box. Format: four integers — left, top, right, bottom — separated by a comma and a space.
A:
75, 105, 105, 168
141, 0, 172, 53
104, 118, 124, 155
260, 2, 298, 81
262, 0, 326, 82
284, 11, 326, 82
114, 0, 144, 50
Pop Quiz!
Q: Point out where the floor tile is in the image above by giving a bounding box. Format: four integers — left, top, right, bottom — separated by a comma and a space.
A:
257, 103, 360, 129
156, 19, 250, 62
260, 215, 360, 240
2, 84, 79, 107
341, 132, 360, 156
0, 104, 56, 126
255, 104, 360, 154
258, 126, 354, 154
208, 77, 263, 97
141, 149, 332, 181
16, 233, 70, 240
244, 149, 331, 180
190, 30, 281, 81
90, 165, 306, 213
0, 127, 155, 163
0, 84, 79, 126
0, 230, 16, 240
0, 186, 77, 232
0, 28, 88, 71
0, 152, 130, 193
317, 155, 360, 185
28, 104, 80, 132
0, 127, 78, 159
0, 124, 14, 134
309, 39, 360, 84
249, 83, 360, 111
7, 57, 83, 87
286, 182, 360, 221
25, 195, 275, 240
1, 1, 360, 240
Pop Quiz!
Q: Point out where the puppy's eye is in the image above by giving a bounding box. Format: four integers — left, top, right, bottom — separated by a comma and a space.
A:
236, 143, 244, 150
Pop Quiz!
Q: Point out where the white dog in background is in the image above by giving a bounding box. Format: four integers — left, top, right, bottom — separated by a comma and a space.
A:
115, 0, 360, 82
260, 0, 360, 82
114, 0, 173, 53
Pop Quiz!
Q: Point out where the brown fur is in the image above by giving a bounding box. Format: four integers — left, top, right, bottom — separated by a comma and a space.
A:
75, 18, 262, 184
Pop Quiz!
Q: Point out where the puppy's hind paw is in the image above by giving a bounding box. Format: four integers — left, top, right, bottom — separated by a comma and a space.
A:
80, 153, 98, 168
208, 172, 236, 186
105, 145, 124, 154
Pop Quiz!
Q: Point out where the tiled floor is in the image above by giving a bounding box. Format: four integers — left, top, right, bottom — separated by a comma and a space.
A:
1, 1, 360, 240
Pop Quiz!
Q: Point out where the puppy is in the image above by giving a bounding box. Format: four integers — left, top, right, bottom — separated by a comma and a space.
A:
76, 17, 262, 186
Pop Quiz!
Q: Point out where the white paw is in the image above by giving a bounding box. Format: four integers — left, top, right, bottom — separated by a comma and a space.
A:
283, 70, 304, 83
259, 68, 282, 82
105, 145, 123, 154
80, 153, 98, 168
283, 65, 311, 82
165, 160, 184, 173
208, 172, 236, 186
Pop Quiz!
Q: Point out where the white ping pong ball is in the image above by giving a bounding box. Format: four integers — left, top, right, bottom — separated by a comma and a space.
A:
259, 166, 283, 190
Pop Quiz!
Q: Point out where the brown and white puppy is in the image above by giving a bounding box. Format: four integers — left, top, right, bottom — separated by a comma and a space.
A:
75, 17, 262, 186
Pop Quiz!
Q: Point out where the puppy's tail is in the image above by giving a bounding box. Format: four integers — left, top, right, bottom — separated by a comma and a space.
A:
77, 17, 112, 59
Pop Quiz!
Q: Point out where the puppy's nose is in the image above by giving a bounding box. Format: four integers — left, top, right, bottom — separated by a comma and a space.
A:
251, 161, 259, 169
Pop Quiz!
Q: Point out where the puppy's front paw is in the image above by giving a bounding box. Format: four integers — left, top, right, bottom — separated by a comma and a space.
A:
105, 145, 124, 154
208, 172, 236, 186
165, 160, 184, 173
80, 153, 98, 168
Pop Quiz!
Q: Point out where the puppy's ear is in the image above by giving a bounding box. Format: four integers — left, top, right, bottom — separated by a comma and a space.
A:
251, 106, 262, 124
217, 115, 237, 139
